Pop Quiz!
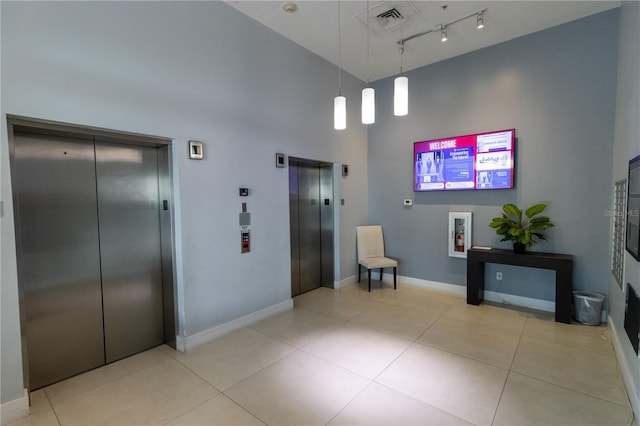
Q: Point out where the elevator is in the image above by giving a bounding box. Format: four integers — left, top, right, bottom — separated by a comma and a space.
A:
289, 158, 334, 297
8, 118, 175, 390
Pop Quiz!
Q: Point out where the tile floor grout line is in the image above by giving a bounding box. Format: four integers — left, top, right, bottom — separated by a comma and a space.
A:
161, 393, 221, 425
219, 389, 270, 426
42, 388, 63, 426
323, 378, 376, 426
43, 347, 174, 408
509, 369, 633, 409
506, 313, 528, 372
490, 370, 512, 426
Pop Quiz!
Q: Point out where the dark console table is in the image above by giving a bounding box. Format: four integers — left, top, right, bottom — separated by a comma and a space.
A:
466, 248, 574, 323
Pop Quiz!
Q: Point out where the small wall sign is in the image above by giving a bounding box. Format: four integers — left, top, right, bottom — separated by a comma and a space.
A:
189, 141, 204, 160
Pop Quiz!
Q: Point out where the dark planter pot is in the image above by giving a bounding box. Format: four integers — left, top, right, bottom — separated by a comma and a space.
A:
513, 243, 526, 254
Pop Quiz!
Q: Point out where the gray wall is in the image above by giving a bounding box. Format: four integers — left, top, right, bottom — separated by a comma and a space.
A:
609, 0, 640, 413
368, 10, 619, 301
0, 1, 367, 404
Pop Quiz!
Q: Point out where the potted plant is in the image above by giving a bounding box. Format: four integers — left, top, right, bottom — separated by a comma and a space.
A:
489, 203, 554, 253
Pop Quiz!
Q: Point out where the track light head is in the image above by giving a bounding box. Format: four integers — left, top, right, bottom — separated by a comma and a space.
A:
440, 26, 448, 42
477, 13, 484, 29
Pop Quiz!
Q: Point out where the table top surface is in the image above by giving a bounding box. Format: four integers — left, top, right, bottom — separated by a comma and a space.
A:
468, 247, 573, 261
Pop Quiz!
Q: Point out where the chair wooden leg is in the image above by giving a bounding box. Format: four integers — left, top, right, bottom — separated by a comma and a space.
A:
380, 268, 383, 282
367, 269, 371, 292
393, 267, 397, 290
357, 264, 361, 283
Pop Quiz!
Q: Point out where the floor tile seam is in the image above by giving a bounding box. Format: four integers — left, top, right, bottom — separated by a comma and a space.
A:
506, 370, 633, 409
171, 355, 226, 394
323, 378, 376, 426
44, 357, 172, 411
160, 392, 223, 425
368, 339, 427, 386
292, 305, 351, 326
338, 316, 424, 346
245, 326, 301, 351
413, 301, 478, 342
369, 381, 476, 426
35, 390, 62, 426
517, 334, 618, 361
293, 304, 359, 321
440, 313, 527, 336
296, 346, 380, 382
44, 351, 176, 408
410, 338, 514, 370
410, 339, 512, 373
489, 365, 512, 426
216, 391, 269, 426
506, 314, 528, 371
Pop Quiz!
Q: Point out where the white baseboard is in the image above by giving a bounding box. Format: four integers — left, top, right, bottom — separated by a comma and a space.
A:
608, 316, 640, 423
1, 388, 29, 426
484, 290, 554, 313
176, 299, 293, 352
370, 272, 596, 317
337, 275, 359, 289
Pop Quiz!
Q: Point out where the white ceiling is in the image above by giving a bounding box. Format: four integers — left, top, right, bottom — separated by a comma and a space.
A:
226, 1, 620, 82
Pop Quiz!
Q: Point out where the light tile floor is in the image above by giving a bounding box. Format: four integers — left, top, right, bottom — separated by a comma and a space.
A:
10, 282, 634, 426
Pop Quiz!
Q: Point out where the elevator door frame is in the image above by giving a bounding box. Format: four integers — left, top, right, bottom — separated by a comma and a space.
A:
7, 115, 178, 392
289, 157, 335, 297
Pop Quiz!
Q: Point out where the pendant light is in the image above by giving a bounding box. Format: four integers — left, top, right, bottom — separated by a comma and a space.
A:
361, 0, 375, 124
394, 2, 408, 117
334, 0, 346, 130
394, 41, 408, 116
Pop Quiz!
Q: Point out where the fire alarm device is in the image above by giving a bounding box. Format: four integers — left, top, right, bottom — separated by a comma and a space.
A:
189, 141, 204, 160
241, 229, 250, 253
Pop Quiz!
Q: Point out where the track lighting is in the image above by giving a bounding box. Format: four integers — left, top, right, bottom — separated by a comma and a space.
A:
440, 26, 448, 42
398, 8, 487, 46
477, 12, 485, 29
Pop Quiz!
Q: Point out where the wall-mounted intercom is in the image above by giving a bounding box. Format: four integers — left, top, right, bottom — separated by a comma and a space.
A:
342, 164, 349, 176
276, 153, 286, 168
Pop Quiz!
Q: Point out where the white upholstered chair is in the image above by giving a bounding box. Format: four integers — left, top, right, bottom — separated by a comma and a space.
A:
356, 225, 397, 292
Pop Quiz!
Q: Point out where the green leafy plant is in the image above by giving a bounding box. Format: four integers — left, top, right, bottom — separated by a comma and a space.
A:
489, 203, 554, 247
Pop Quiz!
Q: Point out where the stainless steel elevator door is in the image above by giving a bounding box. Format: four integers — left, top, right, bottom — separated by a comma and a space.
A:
289, 161, 334, 297
12, 131, 167, 389
298, 165, 322, 294
289, 164, 301, 296
12, 132, 105, 390
95, 142, 164, 363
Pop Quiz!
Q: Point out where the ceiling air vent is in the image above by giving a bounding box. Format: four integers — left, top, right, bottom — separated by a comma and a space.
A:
356, 2, 424, 37
376, 8, 406, 30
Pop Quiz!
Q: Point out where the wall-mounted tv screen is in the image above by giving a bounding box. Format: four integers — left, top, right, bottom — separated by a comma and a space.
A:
414, 129, 515, 192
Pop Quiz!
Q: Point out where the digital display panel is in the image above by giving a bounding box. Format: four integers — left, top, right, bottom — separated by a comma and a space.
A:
414, 129, 515, 192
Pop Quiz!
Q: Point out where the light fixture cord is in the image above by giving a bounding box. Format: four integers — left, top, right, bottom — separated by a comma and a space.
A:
337, 0, 342, 96
366, 0, 370, 86
400, 1, 404, 75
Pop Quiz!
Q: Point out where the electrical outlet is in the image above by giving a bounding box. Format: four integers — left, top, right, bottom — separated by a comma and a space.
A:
496, 272, 503, 281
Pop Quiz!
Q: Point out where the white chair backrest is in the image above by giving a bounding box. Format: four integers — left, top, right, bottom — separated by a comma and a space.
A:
357, 225, 386, 261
